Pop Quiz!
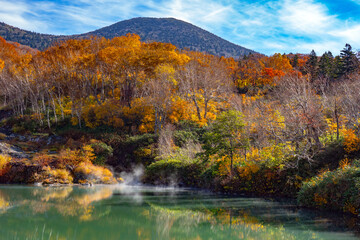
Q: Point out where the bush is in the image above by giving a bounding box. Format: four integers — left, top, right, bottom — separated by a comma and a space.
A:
40, 166, 73, 184
29, 145, 116, 184
32, 153, 54, 167
298, 159, 360, 215
7, 116, 40, 133
108, 134, 157, 169
312, 141, 346, 172
57, 145, 95, 169
204, 162, 284, 195
0, 154, 11, 175
144, 159, 203, 186
0, 158, 44, 184
74, 162, 117, 184
199, 153, 304, 196
89, 140, 113, 165
173, 130, 199, 147
0, 133, 7, 140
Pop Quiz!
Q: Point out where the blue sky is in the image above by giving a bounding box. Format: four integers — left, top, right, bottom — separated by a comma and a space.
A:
1, 0, 360, 55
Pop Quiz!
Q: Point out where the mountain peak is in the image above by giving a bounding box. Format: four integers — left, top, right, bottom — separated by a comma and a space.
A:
0, 17, 255, 58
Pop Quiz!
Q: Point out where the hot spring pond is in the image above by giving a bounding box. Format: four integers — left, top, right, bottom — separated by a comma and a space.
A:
0, 184, 359, 240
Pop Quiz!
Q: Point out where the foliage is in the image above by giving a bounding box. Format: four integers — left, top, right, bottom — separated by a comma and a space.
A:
173, 130, 199, 147
89, 139, 113, 165
57, 145, 96, 169
200, 149, 301, 196
110, 134, 157, 169
8, 116, 41, 134
235, 53, 294, 93
145, 131, 203, 186
40, 167, 73, 184
144, 159, 203, 186
0, 133, 7, 140
342, 128, 360, 153
298, 160, 360, 215
0, 154, 11, 175
306, 50, 318, 82
340, 44, 358, 76
74, 161, 116, 184
204, 110, 248, 175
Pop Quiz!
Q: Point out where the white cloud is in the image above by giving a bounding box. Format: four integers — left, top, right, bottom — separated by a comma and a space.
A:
135, 0, 236, 34
0, 0, 46, 31
295, 41, 343, 54
329, 25, 360, 45
279, 0, 335, 34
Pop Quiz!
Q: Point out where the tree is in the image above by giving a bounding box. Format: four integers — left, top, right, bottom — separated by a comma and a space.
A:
318, 51, 334, 80
340, 43, 358, 76
274, 76, 325, 164
204, 110, 249, 176
177, 52, 233, 124
306, 50, 318, 82
234, 53, 263, 93
0, 59, 4, 72
332, 56, 344, 80
291, 54, 299, 69
142, 64, 177, 134
259, 53, 293, 85
336, 76, 360, 128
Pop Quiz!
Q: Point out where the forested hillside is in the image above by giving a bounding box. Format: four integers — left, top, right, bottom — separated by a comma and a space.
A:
0, 18, 255, 58
0, 22, 67, 50
0, 34, 360, 215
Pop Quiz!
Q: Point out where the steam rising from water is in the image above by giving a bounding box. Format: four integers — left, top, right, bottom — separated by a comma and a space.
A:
112, 165, 185, 203
114, 165, 145, 203
119, 165, 144, 186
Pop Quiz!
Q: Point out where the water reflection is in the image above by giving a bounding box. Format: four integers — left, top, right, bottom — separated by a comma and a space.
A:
0, 190, 10, 213
0, 185, 359, 240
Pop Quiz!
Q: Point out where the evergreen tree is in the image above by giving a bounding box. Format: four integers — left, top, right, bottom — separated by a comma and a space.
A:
332, 55, 344, 80
318, 51, 334, 80
340, 43, 358, 76
291, 54, 299, 69
306, 50, 318, 82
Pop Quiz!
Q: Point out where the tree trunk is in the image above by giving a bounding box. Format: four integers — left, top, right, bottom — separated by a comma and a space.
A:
192, 97, 202, 121
334, 99, 340, 141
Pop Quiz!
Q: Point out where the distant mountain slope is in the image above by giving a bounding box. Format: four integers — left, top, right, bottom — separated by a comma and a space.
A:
0, 18, 255, 58
0, 22, 67, 50
82, 18, 255, 58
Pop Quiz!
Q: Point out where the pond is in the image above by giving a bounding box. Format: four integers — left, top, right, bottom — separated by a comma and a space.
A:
0, 184, 359, 240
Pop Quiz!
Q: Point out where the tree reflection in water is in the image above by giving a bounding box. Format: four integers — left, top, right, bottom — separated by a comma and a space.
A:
0, 189, 10, 213
0, 185, 358, 240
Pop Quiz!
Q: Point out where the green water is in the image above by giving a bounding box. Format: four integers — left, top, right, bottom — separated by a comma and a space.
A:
0, 185, 359, 240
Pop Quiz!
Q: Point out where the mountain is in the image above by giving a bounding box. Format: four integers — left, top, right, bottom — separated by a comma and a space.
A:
0, 17, 255, 58
81, 18, 255, 58
0, 22, 67, 50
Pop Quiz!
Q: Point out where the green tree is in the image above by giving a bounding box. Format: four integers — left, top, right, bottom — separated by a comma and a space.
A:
332, 55, 344, 80
318, 51, 334, 80
340, 43, 358, 76
291, 54, 299, 69
204, 110, 249, 176
306, 50, 318, 82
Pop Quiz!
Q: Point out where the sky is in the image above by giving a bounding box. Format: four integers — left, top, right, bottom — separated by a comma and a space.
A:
0, 0, 360, 55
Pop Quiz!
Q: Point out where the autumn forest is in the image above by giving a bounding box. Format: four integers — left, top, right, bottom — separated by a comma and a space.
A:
0, 34, 360, 216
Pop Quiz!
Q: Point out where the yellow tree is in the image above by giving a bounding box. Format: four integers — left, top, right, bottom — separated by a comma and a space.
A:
177, 51, 233, 124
